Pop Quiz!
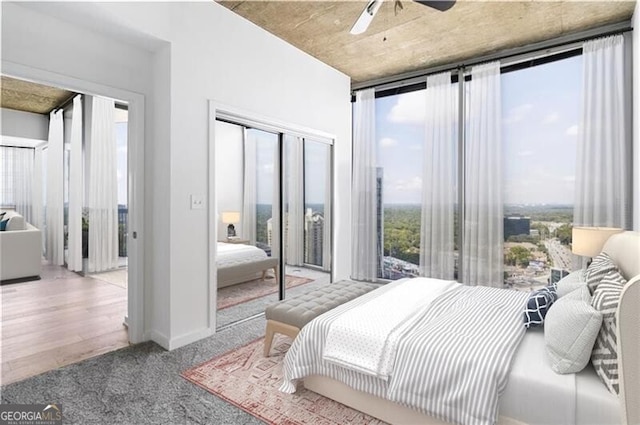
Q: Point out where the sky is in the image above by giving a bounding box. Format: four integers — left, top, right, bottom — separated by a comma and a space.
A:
376, 55, 582, 205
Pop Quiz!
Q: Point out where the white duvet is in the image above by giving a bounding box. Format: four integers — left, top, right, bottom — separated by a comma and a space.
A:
323, 278, 458, 380
216, 242, 267, 268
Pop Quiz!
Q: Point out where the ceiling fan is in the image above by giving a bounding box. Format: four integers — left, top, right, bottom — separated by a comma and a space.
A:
350, 0, 456, 35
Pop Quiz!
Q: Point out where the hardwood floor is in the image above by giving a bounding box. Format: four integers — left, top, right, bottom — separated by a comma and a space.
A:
1, 263, 129, 385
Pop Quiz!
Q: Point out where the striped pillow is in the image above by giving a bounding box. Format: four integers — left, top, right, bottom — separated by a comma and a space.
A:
591, 270, 627, 394
585, 252, 618, 294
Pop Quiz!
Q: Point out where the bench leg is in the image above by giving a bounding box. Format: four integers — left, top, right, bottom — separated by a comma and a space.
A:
264, 320, 300, 357
261, 270, 267, 281
264, 321, 275, 357
273, 267, 278, 285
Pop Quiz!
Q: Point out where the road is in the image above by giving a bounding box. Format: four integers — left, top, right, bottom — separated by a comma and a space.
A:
544, 238, 572, 270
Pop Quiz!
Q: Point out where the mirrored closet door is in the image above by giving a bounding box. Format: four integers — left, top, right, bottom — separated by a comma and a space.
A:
214, 119, 333, 329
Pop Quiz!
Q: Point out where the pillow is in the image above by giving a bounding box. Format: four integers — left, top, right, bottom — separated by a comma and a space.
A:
591, 269, 627, 394
556, 269, 586, 298
584, 252, 618, 294
0, 218, 8, 231
545, 286, 602, 374
523, 284, 558, 328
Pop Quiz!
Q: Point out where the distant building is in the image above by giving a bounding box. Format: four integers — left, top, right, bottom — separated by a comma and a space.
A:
376, 167, 384, 277
304, 209, 324, 266
504, 216, 531, 240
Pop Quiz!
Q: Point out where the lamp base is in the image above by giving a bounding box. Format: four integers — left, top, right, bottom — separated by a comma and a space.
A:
227, 224, 236, 238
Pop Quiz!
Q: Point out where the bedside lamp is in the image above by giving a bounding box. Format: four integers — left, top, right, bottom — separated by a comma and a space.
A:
572, 226, 623, 264
221, 211, 241, 238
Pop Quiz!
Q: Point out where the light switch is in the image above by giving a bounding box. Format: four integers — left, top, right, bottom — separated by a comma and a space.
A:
190, 195, 205, 210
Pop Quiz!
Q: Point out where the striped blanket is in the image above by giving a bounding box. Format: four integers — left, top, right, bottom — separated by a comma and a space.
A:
281, 278, 529, 425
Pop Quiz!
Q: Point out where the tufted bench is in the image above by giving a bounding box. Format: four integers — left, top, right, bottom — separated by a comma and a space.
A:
263, 280, 378, 356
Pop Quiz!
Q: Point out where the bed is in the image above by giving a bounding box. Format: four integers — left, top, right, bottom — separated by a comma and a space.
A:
216, 242, 278, 288
282, 231, 640, 425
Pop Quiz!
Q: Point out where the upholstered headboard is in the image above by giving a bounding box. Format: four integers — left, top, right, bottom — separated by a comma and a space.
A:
602, 231, 640, 425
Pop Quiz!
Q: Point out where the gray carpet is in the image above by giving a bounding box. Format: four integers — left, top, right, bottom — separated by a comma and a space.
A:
1, 317, 267, 424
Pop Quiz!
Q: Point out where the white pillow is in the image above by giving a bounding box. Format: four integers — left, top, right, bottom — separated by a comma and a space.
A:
556, 269, 586, 298
545, 286, 602, 374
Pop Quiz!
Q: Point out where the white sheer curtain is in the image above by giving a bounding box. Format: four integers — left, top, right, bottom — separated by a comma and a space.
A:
351, 88, 380, 281
574, 35, 632, 229
88, 96, 118, 273
284, 135, 304, 266
14, 148, 34, 223
46, 110, 65, 266
242, 132, 257, 245
420, 72, 458, 280
67, 95, 84, 271
322, 144, 332, 272
463, 62, 503, 287
32, 147, 44, 234
271, 141, 281, 264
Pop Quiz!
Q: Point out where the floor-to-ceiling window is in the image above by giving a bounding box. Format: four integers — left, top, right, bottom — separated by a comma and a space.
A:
370, 51, 584, 290
501, 54, 582, 290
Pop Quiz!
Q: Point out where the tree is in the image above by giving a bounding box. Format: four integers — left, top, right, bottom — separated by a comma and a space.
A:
555, 224, 573, 245
505, 246, 533, 268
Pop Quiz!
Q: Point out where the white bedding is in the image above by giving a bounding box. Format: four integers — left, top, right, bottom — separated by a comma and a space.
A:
283, 278, 530, 425
501, 328, 619, 425
323, 278, 458, 380
216, 242, 267, 268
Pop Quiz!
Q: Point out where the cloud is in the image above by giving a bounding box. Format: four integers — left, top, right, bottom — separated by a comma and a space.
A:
380, 137, 398, 148
565, 125, 579, 136
390, 176, 422, 192
542, 113, 559, 124
517, 150, 534, 157
409, 144, 422, 151
504, 103, 533, 124
387, 91, 425, 124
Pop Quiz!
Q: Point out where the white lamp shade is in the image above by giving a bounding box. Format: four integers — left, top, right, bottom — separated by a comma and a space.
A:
221, 211, 241, 224
572, 227, 623, 257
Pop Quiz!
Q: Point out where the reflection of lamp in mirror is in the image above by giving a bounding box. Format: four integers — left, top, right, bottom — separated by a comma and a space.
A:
572, 226, 623, 265
221, 211, 241, 239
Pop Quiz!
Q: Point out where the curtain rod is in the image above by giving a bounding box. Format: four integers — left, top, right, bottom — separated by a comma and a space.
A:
351, 20, 632, 93
51, 93, 79, 114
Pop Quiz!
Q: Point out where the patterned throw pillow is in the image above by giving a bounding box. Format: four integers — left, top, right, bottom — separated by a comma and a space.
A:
524, 284, 558, 328
591, 270, 627, 394
585, 252, 618, 294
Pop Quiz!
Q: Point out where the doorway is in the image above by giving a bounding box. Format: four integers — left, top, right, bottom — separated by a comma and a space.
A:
1, 64, 145, 346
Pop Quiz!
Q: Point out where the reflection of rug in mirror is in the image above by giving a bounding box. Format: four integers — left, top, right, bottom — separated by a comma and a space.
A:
217, 275, 313, 310
181, 335, 386, 425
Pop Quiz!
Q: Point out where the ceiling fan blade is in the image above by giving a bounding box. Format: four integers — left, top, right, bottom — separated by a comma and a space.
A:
413, 0, 456, 12
350, 0, 384, 35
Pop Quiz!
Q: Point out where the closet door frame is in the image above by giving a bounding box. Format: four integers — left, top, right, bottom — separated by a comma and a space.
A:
208, 100, 335, 332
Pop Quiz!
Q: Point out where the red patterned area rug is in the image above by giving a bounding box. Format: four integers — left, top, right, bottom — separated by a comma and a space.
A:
217, 275, 313, 310
181, 335, 386, 425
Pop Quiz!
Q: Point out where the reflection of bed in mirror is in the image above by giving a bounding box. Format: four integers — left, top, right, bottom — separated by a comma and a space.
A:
216, 242, 278, 288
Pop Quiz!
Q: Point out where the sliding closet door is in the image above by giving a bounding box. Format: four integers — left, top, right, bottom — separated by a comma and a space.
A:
215, 122, 282, 329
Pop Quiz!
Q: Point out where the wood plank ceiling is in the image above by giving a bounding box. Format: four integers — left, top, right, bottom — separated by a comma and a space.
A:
219, 0, 636, 84
1, 76, 74, 115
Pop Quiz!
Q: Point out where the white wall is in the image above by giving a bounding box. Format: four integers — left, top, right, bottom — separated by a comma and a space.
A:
1, 108, 48, 140
633, 4, 639, 230
215, 121, 244, 239
2, 2, 352, 349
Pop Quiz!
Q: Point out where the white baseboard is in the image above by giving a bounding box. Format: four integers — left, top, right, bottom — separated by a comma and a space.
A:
167, 327, 214, 350
150, 329, 170, 350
